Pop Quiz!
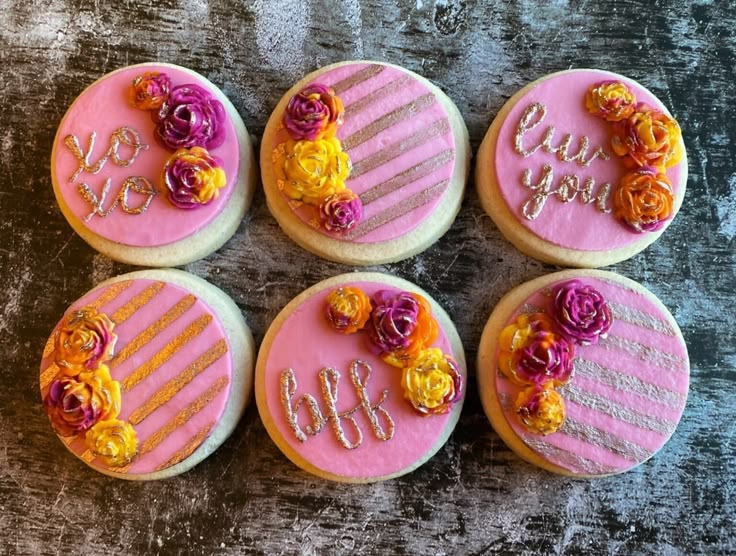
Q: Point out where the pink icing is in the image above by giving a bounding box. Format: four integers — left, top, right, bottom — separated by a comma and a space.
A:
40, 279, 233, 475
494, 70, 685, 251
53, 65, 240, 247
263, 281, 458, 479
274, 63, 457, 243
495, 277, 689, 475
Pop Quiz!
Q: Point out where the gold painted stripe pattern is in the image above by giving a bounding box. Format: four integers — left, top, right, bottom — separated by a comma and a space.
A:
518, 303, 546, 315
349, 119, 451, 179
607, 301, 676, 336
128, 339, 228, 424
343, 179, 449, 241
359, 148, 454, 204
110, 281, 165, 324
87, 280, 134, 311
40, 363, 61, 390
154, 422, 215, 471
137, 376, 229, 457
331, 64, 385, 95
521, 434, 621, 476
344, 75, 411, 117
42, 332, 57, 359
561, 418, 652, 463
342, 93, 436, 151
81, 449, 95, 463
109, 294, 197, 370
598, 335, 687, 372
121, 314, 212, 391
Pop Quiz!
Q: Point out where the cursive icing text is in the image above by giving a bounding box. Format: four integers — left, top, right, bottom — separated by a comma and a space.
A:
64, 127, 149, 182
78, 177, 157, 222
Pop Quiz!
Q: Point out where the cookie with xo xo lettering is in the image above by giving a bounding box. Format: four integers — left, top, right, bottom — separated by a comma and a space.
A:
39, 269, 254, 480
51, 63, 256, 266
477, 269, 689, 477
261, 61, 470, 265
476, 69, 687, 267
255, 272, 466, 482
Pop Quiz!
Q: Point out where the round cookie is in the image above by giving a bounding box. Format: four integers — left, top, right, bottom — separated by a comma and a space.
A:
476, 69, 688, 267
260, 61, 470, 265
39, 269, 255, 480
256, 272, 466, 482
477, 270, 689, 477
51, 63, 256, 267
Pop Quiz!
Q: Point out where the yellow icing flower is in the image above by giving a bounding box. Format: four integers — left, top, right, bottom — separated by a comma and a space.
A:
515, 382, 566, 435
612, 104, 684, 170
401, 348, 463, 416
325, 287, 372, 334
163, 146, 227, 208
585, 80, 637, 122
54, 307, 117, 376
275, 138, 351, 205
85, 418, 138, 467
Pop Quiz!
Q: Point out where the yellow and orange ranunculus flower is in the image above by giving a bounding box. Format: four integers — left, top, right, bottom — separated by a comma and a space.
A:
613, 166, 675, 232
611, 104, 683, 170
85, 418, 138, 467
401, 348, 463, 416
325, 287, 372, 334
585, 80, 637, 122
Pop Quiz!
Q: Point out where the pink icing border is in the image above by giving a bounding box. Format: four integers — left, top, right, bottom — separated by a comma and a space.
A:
263, 281, 459, 478
494, 70, 686, 251
273, 63, 457, 244
53, 65, 240, 247
40, 278, 233, 475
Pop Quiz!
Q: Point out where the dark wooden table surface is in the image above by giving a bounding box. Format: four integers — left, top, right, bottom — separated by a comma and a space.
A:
1, 1, 734, 554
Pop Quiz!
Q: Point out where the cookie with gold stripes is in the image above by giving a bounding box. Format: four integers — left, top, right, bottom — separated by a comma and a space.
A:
477, 269, 689, 477
261, 61, 470, 265
40, 269, 254, 479
51, 63, 256, 266
256, 272, 466, 482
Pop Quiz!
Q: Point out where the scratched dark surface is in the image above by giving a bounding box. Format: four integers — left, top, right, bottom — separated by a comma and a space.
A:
0, 0, 734, 554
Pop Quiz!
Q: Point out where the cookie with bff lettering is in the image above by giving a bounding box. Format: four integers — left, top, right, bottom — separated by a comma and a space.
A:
476, 69, 688, 267
39, 269, 255, 480
51, 63, 256, 267
255, 272, 466, 482
477, 269, 689, 477
260, 61, 470, 265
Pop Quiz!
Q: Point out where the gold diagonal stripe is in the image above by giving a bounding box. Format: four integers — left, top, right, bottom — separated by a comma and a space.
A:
154, 421, 216, 471
87, 280, 134, 311
344, 75, 411, 117
109, 294, 197, 370
331, 64, 385, 94
42, 332, 58, 359
607, 301, 676, 337
359, 148, 454, 205
137, 376, 229, 457
128, 339, 228, 424
40, 363, 62, 390
341, 93, 436, 151
598, 335, 687, 373
561, 418, 652, 463
111, 281, 165, 324
121, 314, 213, 391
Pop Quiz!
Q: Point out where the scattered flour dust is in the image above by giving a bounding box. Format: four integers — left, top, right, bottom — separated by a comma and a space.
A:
341, 0, 364, 58
715, 174, 736, 241
252, 0, 309, 80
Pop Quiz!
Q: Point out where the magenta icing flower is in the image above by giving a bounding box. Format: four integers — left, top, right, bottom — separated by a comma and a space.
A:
156, 84, 226, 150
283, 83, 344, 141
514, 327, 574, 385
319, 190, 363, 232
367, 291, 420, 353
163, 146, 227, 209
552, 280, 613, 345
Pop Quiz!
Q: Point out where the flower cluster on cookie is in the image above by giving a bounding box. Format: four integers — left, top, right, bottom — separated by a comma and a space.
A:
498, 280, 613, 435
43, 307, 138, 467
274, 84, 362, 234
325, 287, 463, 415
130, 71, 228, 209
586, 81, 682, 233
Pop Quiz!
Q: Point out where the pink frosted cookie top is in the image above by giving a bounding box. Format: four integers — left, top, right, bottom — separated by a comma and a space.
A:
494, 70, 685, 251
263, 281, 462, 479
40, 278, 233, 475
272, 63, 457, 243
53, 64, 240, 247
494, 277, 689, 476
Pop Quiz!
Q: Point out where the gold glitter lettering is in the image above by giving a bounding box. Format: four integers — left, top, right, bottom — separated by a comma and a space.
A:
78, 176, 157, 221
65, 127, 149, 182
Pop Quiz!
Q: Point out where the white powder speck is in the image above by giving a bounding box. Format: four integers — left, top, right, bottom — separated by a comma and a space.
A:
715, 174, 736, 240
253, 0, 309, 80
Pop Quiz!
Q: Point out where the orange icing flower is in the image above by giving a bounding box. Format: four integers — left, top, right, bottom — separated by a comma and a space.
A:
274, 138, 351, 205
85, 418, 138, 467
613, 166, 675, 232
129, 71, 171, 111
611, 103, 683, 169
325, 287, 372, 334
585, 81, 637, 122
401, 348, 463, 415
515, 382, 566, 435
54, 307, 117, 375
382, 293, 439, 368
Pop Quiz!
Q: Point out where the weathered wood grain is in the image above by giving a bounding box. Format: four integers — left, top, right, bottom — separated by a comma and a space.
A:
0, 0, 734, 554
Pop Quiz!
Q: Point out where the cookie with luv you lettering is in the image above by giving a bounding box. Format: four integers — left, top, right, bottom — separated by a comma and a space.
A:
255, 273, 466, 482
260, 61, 470, 265
40, 269, 255, 480
476, 69, 688, 267
477, 270, 689, 477
51, 63, 256, 267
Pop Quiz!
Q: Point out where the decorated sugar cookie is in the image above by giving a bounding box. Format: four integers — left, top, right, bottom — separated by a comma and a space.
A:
476, 70, 688, 267
477, 270, 689, 477
255, 273, 466, 482
40, 269, 255, 480
260, 61, 470, 265
51, 63, 256, 266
